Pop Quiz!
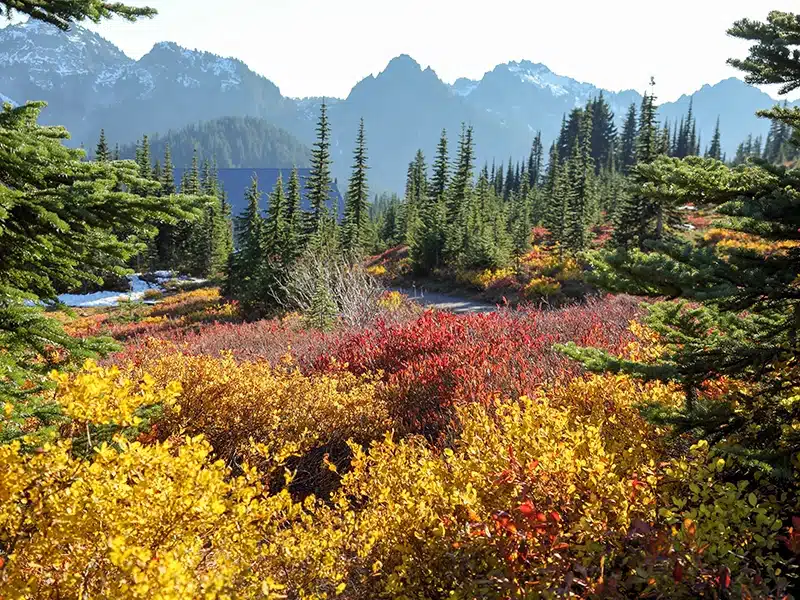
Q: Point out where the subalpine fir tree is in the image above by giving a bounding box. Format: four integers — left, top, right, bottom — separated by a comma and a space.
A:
528, 132, 544, 188
612, 92, 660, 248
706, 117, 723, 160
411, 148, 446, 274
543, 143, 569, 247
264, 173, 288, 262
565, 109, 594, 252
494, 163, 505, 197
137, 135, 152, 179
431, 129, 449, 201
589, 92, 617, 173
227, 176, 266, 310
444, 124, 475, 262
183, 148, 201, 195
304, 100, 333, 239
283, 166, 304, 264
113, 143, 120, 161
558, 109, 583, 161
161, 143, 175, 194
510, 178, 533, 256
342, 118, 370, 257
95, 128, 110, 162
153, 144, 178, 268
659, 121, 671, 156
503, 159, 514, 202
565, 9, 800, 473
618, 103, 638, 174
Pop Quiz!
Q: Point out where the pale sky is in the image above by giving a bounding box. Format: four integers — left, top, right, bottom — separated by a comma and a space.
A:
29, 1, 800, 101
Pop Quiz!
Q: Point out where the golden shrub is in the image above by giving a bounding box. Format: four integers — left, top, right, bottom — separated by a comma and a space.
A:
377, 290, 405, 311
365, 264, 388, 277
523, 275, 561, 298
50, 359, 181, 427
140, 352, 388, 472
0, 435, 309, 599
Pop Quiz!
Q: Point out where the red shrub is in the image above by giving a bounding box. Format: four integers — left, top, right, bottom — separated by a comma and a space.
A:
309, 295, 643, 441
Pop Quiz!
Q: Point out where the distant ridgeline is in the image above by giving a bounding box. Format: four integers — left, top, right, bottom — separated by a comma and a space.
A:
173, 168, 344, 219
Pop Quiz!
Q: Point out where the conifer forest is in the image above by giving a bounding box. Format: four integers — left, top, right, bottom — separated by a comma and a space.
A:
2, 1, 800, 598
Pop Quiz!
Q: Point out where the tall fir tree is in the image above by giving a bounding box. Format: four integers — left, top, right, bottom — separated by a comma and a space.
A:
565, 109, 595, 251
618, 103, 638, 174
264, 173, 288, 261
706, 117, 723, 160
95, 128, 110, 162
227, 175, 266, 310
589, 93, 617, 173
284, 166, 304, 264
431, 129, 449, 201
612, 92, 660, 248
342, 118, 370, 256
527, 132, 544, 188
444, 124, 475, 262
304, 100, 333, 239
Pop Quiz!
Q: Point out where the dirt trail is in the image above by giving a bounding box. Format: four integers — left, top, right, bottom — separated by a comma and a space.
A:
391, 287, 498, 314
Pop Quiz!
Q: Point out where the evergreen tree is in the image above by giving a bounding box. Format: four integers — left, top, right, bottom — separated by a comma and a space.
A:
504, 159, 514, 202
227, 176, 266, 310
2, 0, 156, 30
284, 166, 304, 264
0, 101, 198, 401
566, 12, 800, 471
342, 118, 370, 256
183, 148, 201, 195
706, 117, 723, 161
137, 134, 152, 179
444, 124, 475, 262
618, 103, 638, 174
113, 143, 120, 161
527, 132, 544, 188
264, 173, 288, 261
304, 100, 333, 239
565, 109, 594, 251
543, 143, 568, 247
589, 93, 617, 173
430, 129, 449, 201
95, 128, 110, 162
612, 92, 660, 248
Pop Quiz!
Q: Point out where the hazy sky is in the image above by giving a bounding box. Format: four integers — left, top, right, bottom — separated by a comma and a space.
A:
52, 0, 800, 101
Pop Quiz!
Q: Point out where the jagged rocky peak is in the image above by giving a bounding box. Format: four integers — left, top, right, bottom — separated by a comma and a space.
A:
0, 18, 131, 73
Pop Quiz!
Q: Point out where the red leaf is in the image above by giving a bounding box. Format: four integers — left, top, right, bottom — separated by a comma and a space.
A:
672, 562, 684, 583
719, 566, 731, 590
518, 500, 535, 517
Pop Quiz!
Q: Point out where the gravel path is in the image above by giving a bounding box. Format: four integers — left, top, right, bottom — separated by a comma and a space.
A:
391, 287, 498, 314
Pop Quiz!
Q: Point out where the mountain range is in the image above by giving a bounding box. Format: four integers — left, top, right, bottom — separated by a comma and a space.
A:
1, 19, 793, 193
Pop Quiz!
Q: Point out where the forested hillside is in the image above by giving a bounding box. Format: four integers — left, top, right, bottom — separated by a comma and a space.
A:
118, 116, 311, 168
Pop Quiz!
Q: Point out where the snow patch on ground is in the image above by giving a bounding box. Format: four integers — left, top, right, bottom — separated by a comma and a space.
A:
57, 275, 158, 308
56, 273, 206, 308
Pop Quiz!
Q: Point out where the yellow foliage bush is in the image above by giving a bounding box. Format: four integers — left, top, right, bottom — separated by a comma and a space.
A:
0, 435, 307, 599
377, 290, 405, 311
50, 359, 181, 427
296, 382, 791, 598
523, 275, 561, 298
365, 264, 388, 277
139, 352, 388, 473
457, 267, 516, 290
